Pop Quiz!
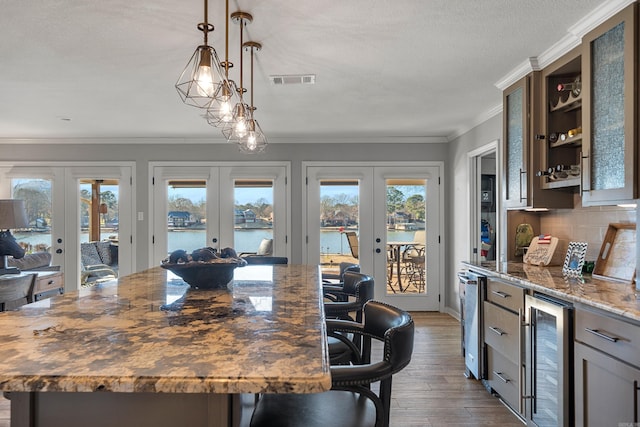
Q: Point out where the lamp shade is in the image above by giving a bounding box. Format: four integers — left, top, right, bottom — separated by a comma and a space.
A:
0, 199, 29, 229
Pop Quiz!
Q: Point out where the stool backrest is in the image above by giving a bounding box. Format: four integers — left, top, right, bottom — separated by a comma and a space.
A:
244, 256, 288, 265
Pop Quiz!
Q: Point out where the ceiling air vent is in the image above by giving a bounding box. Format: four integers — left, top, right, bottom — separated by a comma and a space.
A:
270, 74, 316, 85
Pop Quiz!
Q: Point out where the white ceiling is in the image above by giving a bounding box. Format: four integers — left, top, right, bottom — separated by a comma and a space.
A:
0, 0, 619, 143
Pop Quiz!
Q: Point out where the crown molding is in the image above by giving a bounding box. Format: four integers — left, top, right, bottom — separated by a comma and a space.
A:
494, 58, 541, 91
495, 0, 636, 90
0, 135, 450, 145
447, 103, 503, 142
262, 136, 450, 144
568, 0, 636, 39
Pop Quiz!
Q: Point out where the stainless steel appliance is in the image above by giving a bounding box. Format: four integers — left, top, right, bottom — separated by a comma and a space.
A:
459, 270, 486, 380
524, 293, 573, 426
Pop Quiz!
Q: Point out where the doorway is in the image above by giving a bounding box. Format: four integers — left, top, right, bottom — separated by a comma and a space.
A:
469, 141, 499, 263
304, 162, 443, 311
0, 163, 134, 290
150, 162, 289, 265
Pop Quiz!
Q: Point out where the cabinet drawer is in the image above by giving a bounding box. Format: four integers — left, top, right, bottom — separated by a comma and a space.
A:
484, 301, 521, 364
575, 307, 640, 368
487, 346, 521, 413
34, 272, 64, 295
486, 278, 524, 313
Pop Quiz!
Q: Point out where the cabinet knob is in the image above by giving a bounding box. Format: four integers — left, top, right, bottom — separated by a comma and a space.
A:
55, 249, 63, 254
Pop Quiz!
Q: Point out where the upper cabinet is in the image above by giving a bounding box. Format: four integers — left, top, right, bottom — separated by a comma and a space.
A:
503, 74, 574, 210
581, 3, 638, 205
505, 3, 639, 208
538, 47, 583, 192
503, 77, 529, 209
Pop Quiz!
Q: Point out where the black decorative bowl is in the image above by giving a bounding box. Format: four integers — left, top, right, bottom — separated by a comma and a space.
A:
161, 259, 247, 289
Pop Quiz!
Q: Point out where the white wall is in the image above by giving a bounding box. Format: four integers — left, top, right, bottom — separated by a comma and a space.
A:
446, 114, 502, 316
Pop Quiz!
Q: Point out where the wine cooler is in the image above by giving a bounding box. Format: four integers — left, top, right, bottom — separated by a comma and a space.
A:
524, 293, 573, 427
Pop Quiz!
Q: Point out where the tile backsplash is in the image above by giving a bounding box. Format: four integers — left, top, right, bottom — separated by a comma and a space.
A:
538, 203, 636, 261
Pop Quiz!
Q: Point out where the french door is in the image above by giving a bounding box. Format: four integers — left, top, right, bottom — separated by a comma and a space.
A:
304, 162, 443, 311
150, 162, 289, 265
0, 163, 134, 291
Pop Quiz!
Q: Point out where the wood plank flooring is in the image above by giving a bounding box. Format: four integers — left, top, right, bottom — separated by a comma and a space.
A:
0, 312, 523, 427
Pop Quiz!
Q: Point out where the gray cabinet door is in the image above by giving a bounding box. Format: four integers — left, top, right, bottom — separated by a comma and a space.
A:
574, 341, 640, 426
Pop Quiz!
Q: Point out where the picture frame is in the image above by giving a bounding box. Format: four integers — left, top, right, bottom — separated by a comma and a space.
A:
562, 242, 588, 276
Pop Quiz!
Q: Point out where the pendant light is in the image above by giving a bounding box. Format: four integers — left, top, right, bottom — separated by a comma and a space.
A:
222, 11, 252, 142
237, 41, 267, 153
175, 0, 228, 109
205, 0, 240, 127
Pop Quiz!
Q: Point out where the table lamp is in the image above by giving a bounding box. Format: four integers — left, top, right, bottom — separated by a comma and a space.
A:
0, 199, 29, 275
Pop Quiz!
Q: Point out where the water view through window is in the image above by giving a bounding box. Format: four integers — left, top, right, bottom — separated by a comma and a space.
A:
319, 179, 426, 295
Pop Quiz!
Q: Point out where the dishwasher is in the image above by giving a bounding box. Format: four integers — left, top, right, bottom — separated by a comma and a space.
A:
459, 270, 486, 380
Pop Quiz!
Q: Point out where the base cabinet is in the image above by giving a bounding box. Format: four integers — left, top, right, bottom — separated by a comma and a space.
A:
574, 305, 640, 426
483, 278, 525, 417
574, 341, 640, 426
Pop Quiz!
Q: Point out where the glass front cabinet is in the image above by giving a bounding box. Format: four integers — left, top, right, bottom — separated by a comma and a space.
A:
503, 77, 529, 209
503, 74, 574, 210
581, 3, 638, 205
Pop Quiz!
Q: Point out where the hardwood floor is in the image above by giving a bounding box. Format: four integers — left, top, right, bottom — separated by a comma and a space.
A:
0, 312, 523, 427
387, 312, 523, 426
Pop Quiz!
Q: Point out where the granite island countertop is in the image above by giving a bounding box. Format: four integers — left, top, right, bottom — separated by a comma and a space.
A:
462, 261, 640, 322
0, 265, 331, 394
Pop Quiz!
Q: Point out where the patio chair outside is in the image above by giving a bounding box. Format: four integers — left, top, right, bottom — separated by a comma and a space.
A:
344, 231, 359, 259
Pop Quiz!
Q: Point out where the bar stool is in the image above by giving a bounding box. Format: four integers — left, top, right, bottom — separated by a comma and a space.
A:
250, 301, 414, 427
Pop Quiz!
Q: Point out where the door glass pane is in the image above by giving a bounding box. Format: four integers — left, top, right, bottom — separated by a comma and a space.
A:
79, 180, 120, 243
591, 22, 625, 191
506, 87, 523, 202
11, 178, 53, 253
79, 179, 120, 287
167, 180, 206, 254
532, 309, 559, 426
386, 179, 426, 294
320, 180, 359, 277
234, 179, 274, 254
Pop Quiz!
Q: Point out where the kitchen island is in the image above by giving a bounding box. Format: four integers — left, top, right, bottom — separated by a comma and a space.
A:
0, 264, 331, 427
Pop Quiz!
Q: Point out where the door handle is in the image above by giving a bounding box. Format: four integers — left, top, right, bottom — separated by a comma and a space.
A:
491, 290, 510, 298
634, 380, 639, 422
489, 326, 505, 336
584, 328, 619, 343
493, 371, 510, 383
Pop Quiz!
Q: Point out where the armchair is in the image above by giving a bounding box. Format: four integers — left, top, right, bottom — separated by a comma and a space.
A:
81, 241, 118, 286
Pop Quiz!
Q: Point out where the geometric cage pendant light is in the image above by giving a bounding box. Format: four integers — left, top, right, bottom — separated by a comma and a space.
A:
205, 0, 240, 127
222, 10, 253, 144
175, 0, 228, 109
237, 41, 267, 153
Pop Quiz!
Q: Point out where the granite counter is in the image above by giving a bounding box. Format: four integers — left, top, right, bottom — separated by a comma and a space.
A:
0, 265, 331, 427
462, 261, 640, 322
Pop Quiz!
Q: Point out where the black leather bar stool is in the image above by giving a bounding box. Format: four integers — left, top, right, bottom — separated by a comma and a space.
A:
249, 301, 414, 427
